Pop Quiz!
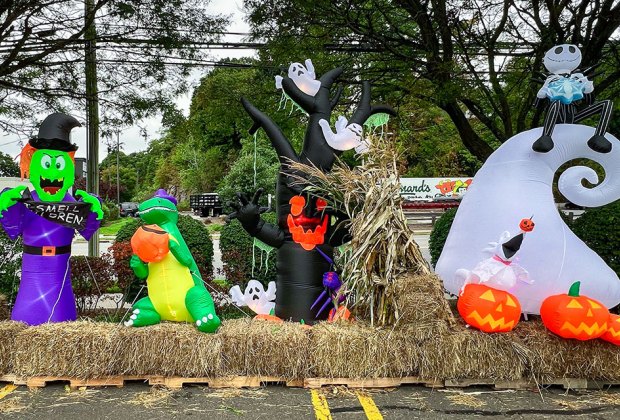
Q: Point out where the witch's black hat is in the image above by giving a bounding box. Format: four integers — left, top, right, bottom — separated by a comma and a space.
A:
29, 113, 81, 152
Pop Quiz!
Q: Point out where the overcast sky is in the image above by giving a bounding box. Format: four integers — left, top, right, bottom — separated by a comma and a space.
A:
0, 0, 254, 162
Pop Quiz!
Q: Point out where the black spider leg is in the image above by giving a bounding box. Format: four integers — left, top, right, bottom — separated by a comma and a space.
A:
573, 100, 614, 153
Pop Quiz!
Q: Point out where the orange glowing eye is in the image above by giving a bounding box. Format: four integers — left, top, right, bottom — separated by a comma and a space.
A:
505, 295, 517, 307
566, 299, 583, 309
588, 300, 602, 309
289, 195, 306, 216
316, 198, 327, 211
479, 289, 496, 302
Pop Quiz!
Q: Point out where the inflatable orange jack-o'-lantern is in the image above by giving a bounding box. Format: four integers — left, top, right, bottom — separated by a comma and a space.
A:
131, 224, 170, 263
519, 218, 535, 232
540, 281, 609, 340
600, 314, 620, 346
457, 284, 521, 333
286, 195, 329, 251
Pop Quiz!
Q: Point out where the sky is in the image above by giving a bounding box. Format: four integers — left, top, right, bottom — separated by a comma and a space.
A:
0, 0, 254, 162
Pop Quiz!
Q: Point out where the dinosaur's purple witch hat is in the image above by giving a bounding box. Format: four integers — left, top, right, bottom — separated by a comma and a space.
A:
153, 189, 177, 206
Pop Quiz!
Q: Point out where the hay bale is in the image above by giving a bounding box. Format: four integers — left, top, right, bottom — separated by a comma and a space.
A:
219, 318, 311, 379
13, 321, 121, 378
116, 322, 221, 377
0, 321, 27, 375
393, 273, 455, 336
311, 322, 419, 378
514, 321, 620, 382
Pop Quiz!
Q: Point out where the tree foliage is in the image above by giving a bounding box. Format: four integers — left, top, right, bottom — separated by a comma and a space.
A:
244, 0, 620, 160
0, 0, 228, 135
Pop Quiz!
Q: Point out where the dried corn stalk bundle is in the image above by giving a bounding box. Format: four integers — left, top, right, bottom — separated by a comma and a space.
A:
288, 137, 431, 326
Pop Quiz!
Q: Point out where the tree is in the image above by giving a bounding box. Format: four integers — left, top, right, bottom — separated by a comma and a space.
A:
0, 0, 228, 135
230, 64, 394, 323
0, 152, 19, 177
244, 0, 620, 160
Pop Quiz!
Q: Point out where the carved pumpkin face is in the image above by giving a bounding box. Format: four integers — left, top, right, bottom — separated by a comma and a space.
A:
601, 314, 620, 346
540, 281, 609, 340
131, 224, 170, 263
287, 195, 329, 250
457, 284, 521, 333
519, 218, 535, 232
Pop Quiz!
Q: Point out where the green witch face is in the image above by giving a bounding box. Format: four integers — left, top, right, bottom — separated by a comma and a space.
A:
29, 149, 75, 202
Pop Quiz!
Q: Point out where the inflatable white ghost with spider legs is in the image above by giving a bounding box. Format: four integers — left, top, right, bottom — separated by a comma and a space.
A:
436, 124, 620, 314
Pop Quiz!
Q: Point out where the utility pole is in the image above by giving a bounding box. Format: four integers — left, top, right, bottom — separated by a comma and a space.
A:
116, 131, 120, 205
85, 0, 99, 257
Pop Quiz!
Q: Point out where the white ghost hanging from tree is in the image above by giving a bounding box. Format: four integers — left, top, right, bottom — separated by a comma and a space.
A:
229, 280, 276, 315
275, 59, 321, 97
319, 116, 366, 152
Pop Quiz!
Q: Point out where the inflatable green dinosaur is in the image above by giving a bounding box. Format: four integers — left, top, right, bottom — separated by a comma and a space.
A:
124, 189, 220, 333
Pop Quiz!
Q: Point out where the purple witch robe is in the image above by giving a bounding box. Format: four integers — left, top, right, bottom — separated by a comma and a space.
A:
0, 189, 101, 325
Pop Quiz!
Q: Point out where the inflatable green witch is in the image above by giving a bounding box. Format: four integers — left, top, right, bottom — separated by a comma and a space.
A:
0, 113, 103, 325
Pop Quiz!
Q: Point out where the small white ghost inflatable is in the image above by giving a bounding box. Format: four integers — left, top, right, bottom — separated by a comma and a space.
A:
275, 59, 321, 96
229, 280, 276, 315
319, 116, 364, 152
455, 229, 533, 293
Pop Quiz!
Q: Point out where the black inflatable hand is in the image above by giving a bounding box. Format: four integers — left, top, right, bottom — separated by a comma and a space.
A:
228, 189, 265, 233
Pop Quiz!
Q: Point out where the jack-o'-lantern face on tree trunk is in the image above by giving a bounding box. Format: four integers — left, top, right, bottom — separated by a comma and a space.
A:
286, 195, 329, 250
601, 314, 620, 346
457, 284, 521, 333
540, 281, 609, 340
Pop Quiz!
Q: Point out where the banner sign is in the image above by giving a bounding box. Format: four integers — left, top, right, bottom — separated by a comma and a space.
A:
20, 190, 91, 230
400, 177, 473, 201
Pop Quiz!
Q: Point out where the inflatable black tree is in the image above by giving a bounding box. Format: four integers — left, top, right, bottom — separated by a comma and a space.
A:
230, 64, 394, 323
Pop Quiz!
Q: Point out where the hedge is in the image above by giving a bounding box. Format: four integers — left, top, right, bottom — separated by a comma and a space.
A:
428, 208, 457, 267
220, 213, 277, 287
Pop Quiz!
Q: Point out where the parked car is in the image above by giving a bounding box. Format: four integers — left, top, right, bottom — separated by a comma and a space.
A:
119, 202, 139, 217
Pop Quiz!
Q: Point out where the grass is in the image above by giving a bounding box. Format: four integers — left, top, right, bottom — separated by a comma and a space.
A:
99, 217, 134, 236
206, 223, 223, 234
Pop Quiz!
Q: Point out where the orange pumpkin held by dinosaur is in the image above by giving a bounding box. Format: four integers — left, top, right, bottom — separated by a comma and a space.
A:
540, 281, 609, 340
131, 224, 170, 263
601, 314, 620, 346
457, 284, 521, 333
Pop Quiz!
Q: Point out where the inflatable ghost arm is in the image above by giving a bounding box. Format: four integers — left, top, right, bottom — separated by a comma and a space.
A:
265, 281, 276, 302
229, 285, 246, 307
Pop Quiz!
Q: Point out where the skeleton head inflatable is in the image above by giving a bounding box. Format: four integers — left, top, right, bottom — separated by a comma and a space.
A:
543, 44, 582, 74
229, 280, 276, 315
274, 59, 321, 96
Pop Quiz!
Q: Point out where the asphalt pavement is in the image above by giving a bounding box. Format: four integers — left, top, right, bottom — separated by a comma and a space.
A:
1, 383, 620, 419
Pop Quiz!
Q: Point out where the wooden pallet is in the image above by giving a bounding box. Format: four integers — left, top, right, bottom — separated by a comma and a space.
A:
1, 374, 618, 390
303, 377, 444, 389
0, 375, 302, 390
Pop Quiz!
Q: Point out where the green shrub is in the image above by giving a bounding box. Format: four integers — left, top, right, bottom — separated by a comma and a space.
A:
177, 199, 190, 212
571, 200, 620, 277
220, 212, 277, 286
114, 214, 215, 303
102, 200, 120, 223
429, 208, 457, 267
